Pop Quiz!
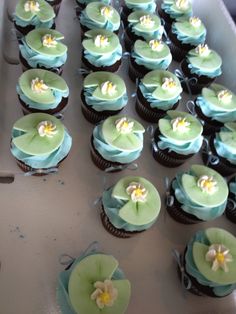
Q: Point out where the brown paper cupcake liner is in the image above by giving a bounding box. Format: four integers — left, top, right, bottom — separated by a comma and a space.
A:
225, 193, 236, 224
14, 22, 56, 37
82, 54, 121, 73
157, 8, 173, 33
15, 159, 59, 176
168, 41, 188, 62
128, 56, 151, 83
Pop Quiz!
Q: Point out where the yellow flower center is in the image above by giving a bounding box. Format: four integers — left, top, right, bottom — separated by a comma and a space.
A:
134, 188, 144, 198
45, 35, 54, 45
99, 292, 111, 305
35, 81, 44, 89
216, 252, 225, 264
203, 179, 214, 190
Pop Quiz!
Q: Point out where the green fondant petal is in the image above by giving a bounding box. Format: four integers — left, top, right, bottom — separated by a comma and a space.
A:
83, 29, 119, 54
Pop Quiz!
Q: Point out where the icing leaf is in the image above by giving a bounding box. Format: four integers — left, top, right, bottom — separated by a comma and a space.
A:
134, 40, 170, 60
85, 2, 120, 26
174, 19, 205, 37
128, 10, 161, 32
224, 122, 236, 132
202, 84, 236, 110
188, 48, 222, 71
15, 0, 55, 22
219, 129, 236, 149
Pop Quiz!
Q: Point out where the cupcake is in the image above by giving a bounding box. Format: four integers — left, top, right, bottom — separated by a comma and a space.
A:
79, 2, 120, 36
10, 113, 72, 175
136, 70, 182, 122
152, 111, 203, 167
169, 17, 206, 62
57, 250, 131, 314
17, 69, 69, 115
179, 228, 236, 297
14, 0, 55, 36
82, 29, 122, 72
101, 176, 161, 238
76, 0, 111, 15
159, 0, 193, 33
45, 0, 63, 16
19, 28, 67, 75
124, 10, 164, 52
180, 44, 222, 95
166, 164, 228, 224
91, 115, 145, 171
225, 176, 236, 223
202, 122, 236, 177
81, 71, 128, 124
194, 84, 236, 135
128, 39, 172, 82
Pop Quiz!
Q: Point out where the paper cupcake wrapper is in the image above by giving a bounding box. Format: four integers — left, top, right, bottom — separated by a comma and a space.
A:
169, 41, 188, 62
82, 54, 121, 73
225, 195, 236, 223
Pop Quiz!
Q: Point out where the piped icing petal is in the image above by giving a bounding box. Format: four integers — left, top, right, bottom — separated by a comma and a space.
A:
161, 0, 193, 20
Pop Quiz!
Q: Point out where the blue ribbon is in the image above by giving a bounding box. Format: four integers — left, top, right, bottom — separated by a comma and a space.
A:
105, 162, 138, 173
227, 198, 236, 211
24, 167, 58, 176
202, 138, 219, 166
164, 176, 174, 207
77, 68, 91, 75
123, 51, 130, 59
175, 68, 198, 96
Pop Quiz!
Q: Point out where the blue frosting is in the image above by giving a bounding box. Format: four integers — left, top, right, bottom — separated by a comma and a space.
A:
16, 84, 69, 110
187, 59, 222, 78
131, 50, 171, 70
84, 44, 122, 67
172, 23, 206, 46
93, 124, 143, 164
131, 26, 163, 41
14, 14, 54, 29
11, 130, 72, 169
172, 173, 226, 220
19, 39, 67, 69
161, 2, 192, 20
214, 131, 236, 165
102, 187, 155, 231
125, 1, 156, 12
139, 82, 181, 110
84, 86, 127, 112
196, 96, 236, 123
80, 10, 119, 32
77, 0, 110, 4
185, 230, 236, 296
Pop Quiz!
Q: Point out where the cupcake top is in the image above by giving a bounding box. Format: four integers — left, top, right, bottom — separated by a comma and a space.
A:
80, 2, 120, 32
14, 0, 55, 28
172, 16, 206, 46
128, 10, 163, 41
58, 253, 131, 314
161, 0, 193, 20
186, 44, 222, 78
132, 39, 172, 70
124, 0, 156, 13
186, 228, 236, 291
77, 0, 110, 4
103, 176, 161, 229
214, 122, 236, 165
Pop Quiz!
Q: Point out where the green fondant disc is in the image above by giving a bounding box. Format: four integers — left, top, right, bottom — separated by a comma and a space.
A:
15, 0, 55, 22
85, 2, 120, 26
219, 130, 236, 149
188, 49, 222, 71
134, 40, 170, 61
174, 20, 205, 37
125, 0, 154, 4
128, 10, 161, 32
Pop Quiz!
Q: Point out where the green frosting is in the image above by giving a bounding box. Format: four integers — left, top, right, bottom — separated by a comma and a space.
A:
82, 29, 119, 54
134, 40, 171, 61
202, 84, 236, 111
112, 176, 161, 225
193, 228, 236, 285
159, 110, 203, 143
26, 29, 67, 56
182, 165, 228, 207
219, 122, 236, 149
142, 70, 182, 101
128, 10, 161, 32
12, 113, 65, 155
102, 115, 145, 151
15, 0, 55, 22
174, 19, 206, 37
19, 69, 68, 105
85, 2, 120, 26
188, 48, 222, 72
68, 254, 131, 314
84, 72, 126, 101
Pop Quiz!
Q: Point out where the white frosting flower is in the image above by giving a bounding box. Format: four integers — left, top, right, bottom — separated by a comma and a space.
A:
94, 35, 109, 48
115, 117, 134, 134
195, 44, 211, 57
171, 117, 190, 132
149, 39, 164, 52
217, 90, 232, 104
100, 6, 113, 18
197, 175, 218, 194
175, 0, 189, 10
162, 77, 177, 91
42, 34, 57, 48
205, 244, 233, 272
140, 15, 155, 28
91, 279, 118, 309
37, 121, 57, 137
126, 182, 148, 202
31, 78, 49, 93
24, 1, 40, 13
189, 17, 202, 28
101, 81, 117, 96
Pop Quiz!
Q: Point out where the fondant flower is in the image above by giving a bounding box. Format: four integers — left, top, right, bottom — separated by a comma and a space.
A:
101, 81, 117, 96
100, 6, 113, 18
24, 0, 40, 13
37, 121, 57, 137
217, 90, 232, 104
149, 39, 164, 52
205, 244, 233, 272
115, 117, 134, 134
126, 182, 148, 202
197, 175, 218, 194
175, 0, 189, 10
195, 44, 211, 57
91, 279, 118, 309
171, 117, 190, 132
42, 34, 57, 48
189, 17, 201, 28
31, 78, 49, 93
161, 77, 177, 91
139, 15, 155, 28
94, 35, 109, 48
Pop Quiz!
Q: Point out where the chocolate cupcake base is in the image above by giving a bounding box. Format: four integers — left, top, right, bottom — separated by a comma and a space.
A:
168, 31, 195, 62
124, 27, 143, 52
128, 56, 153, 83
82, 54, 121, 73
15, 159, 61, 176
158, 8, 174, 33
225, 193, 236, 224
14, 22, 56, 37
